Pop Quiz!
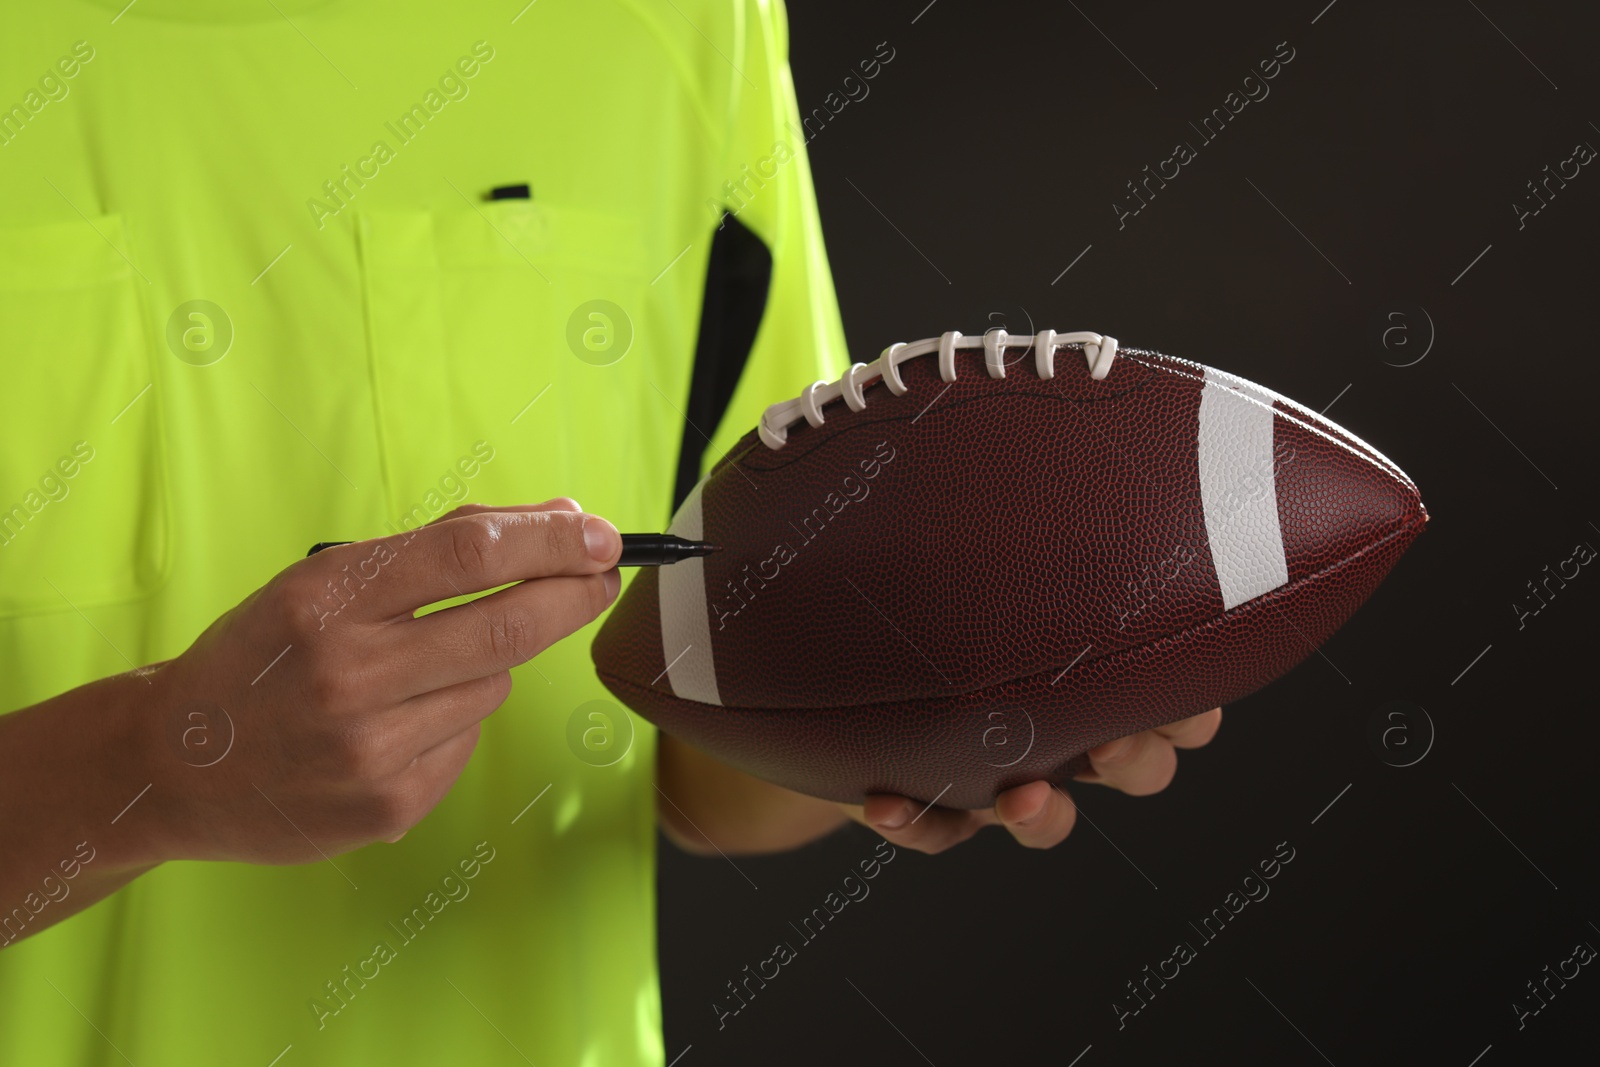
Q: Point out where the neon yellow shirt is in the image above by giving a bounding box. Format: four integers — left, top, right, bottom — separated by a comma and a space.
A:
0, 1, 846, 1063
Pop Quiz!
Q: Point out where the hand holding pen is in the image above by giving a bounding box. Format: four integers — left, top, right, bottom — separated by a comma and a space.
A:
309, 533, 717, 565
127, 501, 687, 867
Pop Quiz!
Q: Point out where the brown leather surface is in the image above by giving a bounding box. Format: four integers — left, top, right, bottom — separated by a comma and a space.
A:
592, 342, 1425, 807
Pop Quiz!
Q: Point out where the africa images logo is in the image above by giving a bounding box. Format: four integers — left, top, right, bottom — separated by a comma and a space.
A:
709, 440, 896, 630
308, 841, 497, 1030
305, 42, 496, 230
712, 840, 897, 1030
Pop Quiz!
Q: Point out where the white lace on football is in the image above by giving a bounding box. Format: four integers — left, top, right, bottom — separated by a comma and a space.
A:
757, 329, 1118, 449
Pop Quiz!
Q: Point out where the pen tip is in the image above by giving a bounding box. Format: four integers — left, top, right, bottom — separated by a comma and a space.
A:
698, 543, 721, 555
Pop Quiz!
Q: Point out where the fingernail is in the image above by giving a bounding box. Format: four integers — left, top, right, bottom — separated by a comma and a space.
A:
583, 516, 618, 562
603, 569, 621, 602
1096, 736, 1133, 762
1015, 797, 1047, 826
874, 801, 912, 831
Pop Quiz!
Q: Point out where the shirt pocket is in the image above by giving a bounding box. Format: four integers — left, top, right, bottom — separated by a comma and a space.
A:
355, 199, 676, 523
0, 215, 170, 617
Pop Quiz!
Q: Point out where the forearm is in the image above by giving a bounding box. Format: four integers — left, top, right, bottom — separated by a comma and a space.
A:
0, 669, 169, 949
656, 733, 849, 855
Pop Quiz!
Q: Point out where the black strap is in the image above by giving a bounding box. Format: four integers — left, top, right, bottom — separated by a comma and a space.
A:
672, 213, 773, 512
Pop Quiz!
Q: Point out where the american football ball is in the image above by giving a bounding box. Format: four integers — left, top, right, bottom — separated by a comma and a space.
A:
592, 330, 1425, 808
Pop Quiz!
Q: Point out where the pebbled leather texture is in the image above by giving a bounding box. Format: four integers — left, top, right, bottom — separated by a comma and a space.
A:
592, 341, 1426, 808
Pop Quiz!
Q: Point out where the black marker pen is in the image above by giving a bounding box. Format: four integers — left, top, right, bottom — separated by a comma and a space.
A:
614, 534, 719, 566
306, 534, 718, 566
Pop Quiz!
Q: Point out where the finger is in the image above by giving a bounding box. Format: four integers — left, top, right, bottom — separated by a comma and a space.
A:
1075, 729, 1178, 796
386, 570, 620, 694
365, 671, 513, 775
995, 780, 1078, 849
429, 498, 583, 523
314, 509, 623, 621
1155, 707, 1223, 749
311, 500, 585, 569
382, 722, 483, 842
858, 794, 997, 855
410, 718, 482, 777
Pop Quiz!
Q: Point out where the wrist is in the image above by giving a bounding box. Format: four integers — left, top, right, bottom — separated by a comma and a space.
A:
113, 659, 228, 867
0, 665, 176, 882
657, 735, 849, 854
84, 665, 187, 872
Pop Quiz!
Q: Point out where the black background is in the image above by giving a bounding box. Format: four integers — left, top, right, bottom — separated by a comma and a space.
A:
660, 2, 1598, 1065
